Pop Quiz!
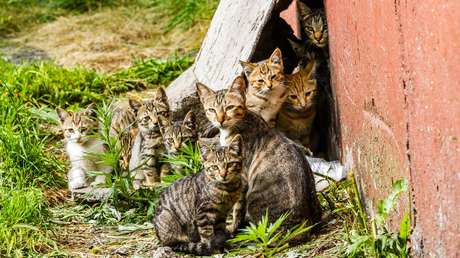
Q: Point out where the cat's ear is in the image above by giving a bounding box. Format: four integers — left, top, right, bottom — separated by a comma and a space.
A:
288, 38, 303, 56
298, 1, 312, 19
228, 75, 247, 97
152, 87, 168, 102
182, 111, 196, 131
196, 82, 215, 102
56, 107, 69, 124
239, 60, 256, 78
228, 134, 242, 156
129, 99, 142, 112
83, 103, 97, 117
268, 48, 283, 67
198, 138, 213, 160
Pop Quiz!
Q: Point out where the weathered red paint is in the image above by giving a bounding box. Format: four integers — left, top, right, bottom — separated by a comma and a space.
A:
323, 0, 460, 256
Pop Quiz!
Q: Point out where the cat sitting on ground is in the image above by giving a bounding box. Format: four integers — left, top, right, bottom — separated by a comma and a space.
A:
128, 87, 171, 189
196, 76, 322, 239
153, 134, 244, 255
57, 104, 112, 196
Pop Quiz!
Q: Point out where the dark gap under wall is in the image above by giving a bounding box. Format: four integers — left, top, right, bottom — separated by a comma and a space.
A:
249, 0, 340, 161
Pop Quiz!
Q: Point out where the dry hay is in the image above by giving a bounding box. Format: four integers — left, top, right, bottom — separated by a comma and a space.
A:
16, 6, 208, 72
53, 223, 159, 257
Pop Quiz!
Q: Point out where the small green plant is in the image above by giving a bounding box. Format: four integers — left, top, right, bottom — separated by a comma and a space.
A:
228, 211, 314, 257
345, 178, 411, 258
161, 143, 202, 185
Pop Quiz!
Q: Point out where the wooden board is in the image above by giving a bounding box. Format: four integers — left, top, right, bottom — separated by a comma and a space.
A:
167, 0, 276, 109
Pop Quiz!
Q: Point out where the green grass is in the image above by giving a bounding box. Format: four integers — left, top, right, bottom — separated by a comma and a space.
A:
151, 0, 219, 31
161, 143, 202, 185
228, 211, 315, 257
0, 52, 193, 255
0, 0, 135, 35
0, 187, 56, 256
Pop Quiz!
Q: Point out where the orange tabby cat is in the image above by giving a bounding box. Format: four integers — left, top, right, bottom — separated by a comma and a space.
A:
240, 48, 288, 127
277, 59, 319, 152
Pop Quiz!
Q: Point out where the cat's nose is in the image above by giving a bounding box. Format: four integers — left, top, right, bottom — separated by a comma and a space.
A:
216, 113, 225, 123
314, 32, 322, 41
266, 82, 272, 89
220, 170, 227, 179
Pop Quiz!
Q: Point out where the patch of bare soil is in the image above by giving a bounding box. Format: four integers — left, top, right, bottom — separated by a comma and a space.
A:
15, 6, 208, 72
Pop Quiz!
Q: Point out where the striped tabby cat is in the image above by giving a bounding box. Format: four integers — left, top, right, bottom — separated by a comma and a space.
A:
159, 110, 198, 155
128, 88, 170, 189
240, 48, 288, 127
196, 76, 321, 237
278, 59, 319, 152
57, 104, 112, 195
153, 134, 243, 255
109, 100, 138, 170
299, 2, 328, 49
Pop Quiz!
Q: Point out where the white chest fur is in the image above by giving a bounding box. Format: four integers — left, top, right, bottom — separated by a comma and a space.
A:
219, 129, 231, 147
66, 141, 86, 163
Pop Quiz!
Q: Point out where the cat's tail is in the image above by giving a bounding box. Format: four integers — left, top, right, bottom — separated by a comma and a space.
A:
172, 241, 214, 256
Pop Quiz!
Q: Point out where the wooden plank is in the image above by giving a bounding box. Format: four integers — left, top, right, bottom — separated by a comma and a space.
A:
167, 0, 276, 109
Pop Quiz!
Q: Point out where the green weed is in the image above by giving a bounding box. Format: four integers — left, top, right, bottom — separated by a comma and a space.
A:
0, 56, 192, 108
228, 211, 314, 257
161, 143, 202, 185
0, 187, 56, 256
344, 178, 410, 258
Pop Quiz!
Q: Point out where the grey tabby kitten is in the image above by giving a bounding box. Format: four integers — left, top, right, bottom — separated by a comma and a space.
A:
289, 2, 329, 68
196, 76, 322, 239
57, 104, 112, 195
153, 134, 243, 256
299, 1, 328, 49
109, 99, 138, 170
159, 110, 198, 155
128, 88, 170, 189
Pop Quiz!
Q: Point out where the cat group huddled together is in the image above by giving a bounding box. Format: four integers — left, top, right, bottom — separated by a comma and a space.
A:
56, 1, 329, 255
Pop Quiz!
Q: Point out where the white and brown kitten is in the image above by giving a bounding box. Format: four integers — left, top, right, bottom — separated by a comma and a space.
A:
57, 104, 112, 194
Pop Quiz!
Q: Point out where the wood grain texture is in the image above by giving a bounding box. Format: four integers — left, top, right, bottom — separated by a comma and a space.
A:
167, 0, 276, 109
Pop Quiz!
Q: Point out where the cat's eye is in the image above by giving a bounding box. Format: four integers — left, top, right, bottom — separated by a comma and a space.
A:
257, 79, 264, 83
226, 105, 235, 111
207, 108, 216, 113
305, 92, 312, 97
270, 74, 277, 80
290, 95, 298, 99
143, 117, 150, 122
211, 165, 219, 171
67, 128, 74, 133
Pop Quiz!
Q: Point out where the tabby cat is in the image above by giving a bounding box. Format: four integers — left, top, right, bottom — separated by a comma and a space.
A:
298, 2, 328, 50
159, 110, 198, 155
240, 48, 288, 127
196, 76, 321, 237
278, 59, 319, 152
128, 88, 170, 189
109, 100, 138, 170
57, 104, 112, 194
288, 2, 328, 68
153, 134, 243, 255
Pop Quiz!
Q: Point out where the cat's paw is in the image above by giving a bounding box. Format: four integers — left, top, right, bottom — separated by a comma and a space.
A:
91, 175, 107, 188
68, 179, 88, 190
133, 179, 142, 190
